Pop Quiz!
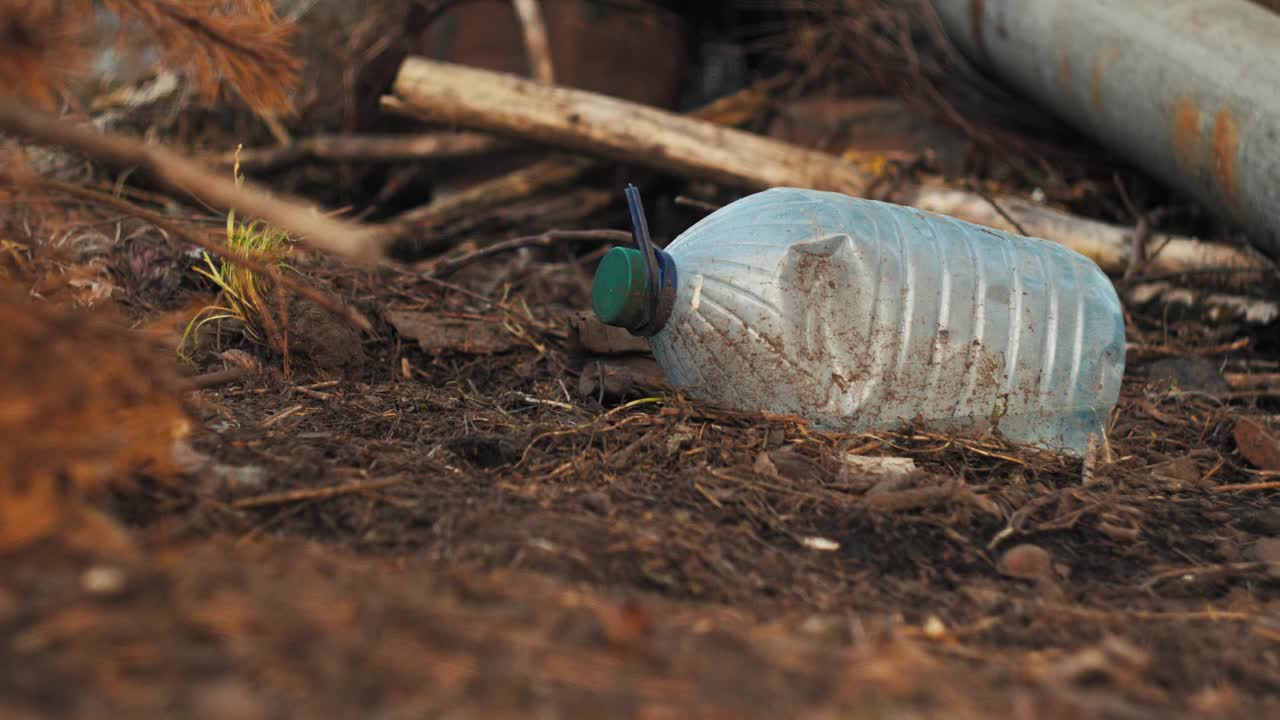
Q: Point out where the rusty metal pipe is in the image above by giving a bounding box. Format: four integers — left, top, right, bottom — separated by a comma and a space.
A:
931, 0, 1280, 261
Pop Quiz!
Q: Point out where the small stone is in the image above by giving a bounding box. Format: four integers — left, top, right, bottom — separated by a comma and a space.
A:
1246, 538, 1280, 578
997, 544, 1055, 581
1149, 456, 1202, 487
799, 615, 848, 645
960, 584, 1006, 610
192, 680, 265, 720
446, 435, 518, 468
752, 451, 779, 478
81, 565, 126, 596
799, 536, 840, 551
581, 491, 611, 516
219, 349, 261, 372
665, 425, 696, 456
922, 615, 947, 639
1216, 538, 1244, 563
1241, 508, 1280, 536
1141, 357, 1231, 394
213, 464, 266, 489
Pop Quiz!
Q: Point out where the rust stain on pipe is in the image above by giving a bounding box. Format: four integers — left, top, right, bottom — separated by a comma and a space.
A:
1090, 48, 1120, 113
969, 0, 987, 60
1212, 106, 1241, 208
1172, 99, 1202, 173
932, 0, 1280, 261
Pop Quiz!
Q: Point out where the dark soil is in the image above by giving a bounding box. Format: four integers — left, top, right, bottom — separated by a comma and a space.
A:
3, 219, 1278, 718
3, 2, 1279, 713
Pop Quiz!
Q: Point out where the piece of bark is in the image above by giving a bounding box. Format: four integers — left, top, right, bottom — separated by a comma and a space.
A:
1224, 372, 1280, 390
386, 311, 517, 355
1234, 417, 1280, 471
386, 56, 873, 196
577, 357, 669, 401
567, 312, 651, 356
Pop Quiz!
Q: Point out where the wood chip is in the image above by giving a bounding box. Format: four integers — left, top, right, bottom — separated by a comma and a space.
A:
1247, 538, 1280, 578
576, 358, 668, 400
841, 454, 916, 481
1233, 417, 1280, 471
567, 312, 651, 356
387, 311, 517, 355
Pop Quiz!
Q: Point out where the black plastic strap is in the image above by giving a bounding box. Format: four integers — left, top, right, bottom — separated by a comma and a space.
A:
624, 184, 661, 331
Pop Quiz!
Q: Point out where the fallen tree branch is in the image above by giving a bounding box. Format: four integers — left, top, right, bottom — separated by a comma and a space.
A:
219, 131, 505, 171
386, 57, 873, 195
31, 180, 373, 332
427, 229, 631, 278
375, 77, 782, 251
1128, 282, 1278, 326
376, 142, 594, 251
906, 185, 1273, 280
379, 61, 1269, 283
1210, 481, 1280, 493
232, 476, 407, 509
0, 97, 385, 263
512, 0, 555, 84
181, 367, 253, 391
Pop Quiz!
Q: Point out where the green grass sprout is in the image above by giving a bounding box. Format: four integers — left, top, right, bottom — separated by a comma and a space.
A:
180, 145, 294, 362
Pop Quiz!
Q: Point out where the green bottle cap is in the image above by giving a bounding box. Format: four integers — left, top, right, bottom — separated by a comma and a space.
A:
592, 246, 648, 328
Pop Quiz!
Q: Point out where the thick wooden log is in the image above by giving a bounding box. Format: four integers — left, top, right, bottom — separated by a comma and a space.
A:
388, 56, 873, 195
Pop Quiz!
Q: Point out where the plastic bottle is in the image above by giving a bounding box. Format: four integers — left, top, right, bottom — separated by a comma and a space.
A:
591, 185, 1126, 454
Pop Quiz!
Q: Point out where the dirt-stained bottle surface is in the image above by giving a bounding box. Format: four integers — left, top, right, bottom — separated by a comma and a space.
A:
598, 187, 1127, 454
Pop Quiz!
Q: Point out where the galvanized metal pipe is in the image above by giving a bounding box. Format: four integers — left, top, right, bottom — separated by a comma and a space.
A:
931, 0, 1280, 261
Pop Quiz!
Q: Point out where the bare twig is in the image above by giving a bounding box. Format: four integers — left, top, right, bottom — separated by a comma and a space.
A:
1123, 215, 1152, 282
1211, 481, 1280, 493
427, 229, 631, 278
0, 98, 385, 263
1224, 372, 1280, 389
674, 196, 722, 214
1140, 562, 1270, 591
31, 180, 373, 332
969, 182, 1029, 237
181, 367, 253, 390
232, 476, 407, 509
1043, 603, 1255, 623
221, 132, 505, 171
259, 404, 305, 428
512, 0, 555, 84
